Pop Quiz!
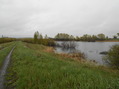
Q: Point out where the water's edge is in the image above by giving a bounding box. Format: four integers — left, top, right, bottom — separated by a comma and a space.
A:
55, 41, 119, 64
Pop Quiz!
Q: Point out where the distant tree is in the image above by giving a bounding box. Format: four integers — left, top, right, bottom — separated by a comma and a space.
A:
91, 35, 98, 41
34, 34, 37, 43
79, 34, 93, 41
39, 33, 43, 39
55, 33, 74, 41
38, 33, 43, 44
55, 33, 60, 39
45, 34, 48, 39
113, 35, 117, 39
117, 33, 119, 37
69, 35, 75, 40
2, 35, 3, 38
106, 36, 109, 40
97, 33, 105, 40
76, 36, 80, 41
34, 31, 39, 43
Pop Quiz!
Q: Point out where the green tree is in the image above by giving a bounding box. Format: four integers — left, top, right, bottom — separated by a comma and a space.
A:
76, 36, 80, 41
97, 33, 105, 40
45, 34, 48, 39
106, 36, 109, 40
117, 33, 119, 37
104, 45, 119, 69
39, 34, 43, 39
80, 34, 92, 41
38, 33, 43, 44
113, 35, 117, 39
34, 31, 39, 43
55, 33, 73, 40
69, 35, 75, 40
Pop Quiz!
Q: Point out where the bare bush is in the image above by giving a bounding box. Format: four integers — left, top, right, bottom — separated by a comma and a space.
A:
61, 41, 76, 48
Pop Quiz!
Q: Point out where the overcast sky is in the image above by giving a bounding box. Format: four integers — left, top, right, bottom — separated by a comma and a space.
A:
0, 0, 119, 38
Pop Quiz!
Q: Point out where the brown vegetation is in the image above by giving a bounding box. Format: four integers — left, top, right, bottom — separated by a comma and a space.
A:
44, 47, 54, 53
57, 53, 85, 61
0, 38, 16, 44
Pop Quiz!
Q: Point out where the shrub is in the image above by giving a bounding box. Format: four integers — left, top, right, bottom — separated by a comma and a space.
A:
104, 44, 119, 69
20, 38, 55, 46
0, 38, 16, 44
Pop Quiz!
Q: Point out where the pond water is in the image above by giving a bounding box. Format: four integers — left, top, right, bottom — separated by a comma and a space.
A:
55, 41, 119, 65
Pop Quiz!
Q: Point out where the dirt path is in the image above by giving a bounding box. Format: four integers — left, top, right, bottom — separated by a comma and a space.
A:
0, 46, 16, 89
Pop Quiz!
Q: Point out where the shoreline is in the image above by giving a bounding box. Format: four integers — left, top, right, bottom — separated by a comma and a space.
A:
96, 40, 119, 42
55, 40, 119, 42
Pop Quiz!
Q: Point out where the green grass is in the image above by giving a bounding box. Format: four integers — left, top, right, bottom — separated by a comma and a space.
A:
0, 42, 14, 50
6, 42, 119, 89
0, 42, 15, 67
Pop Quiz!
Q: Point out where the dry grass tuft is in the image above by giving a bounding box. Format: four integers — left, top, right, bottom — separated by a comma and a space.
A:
58, 52, 85, 61
44, 47, 54, 53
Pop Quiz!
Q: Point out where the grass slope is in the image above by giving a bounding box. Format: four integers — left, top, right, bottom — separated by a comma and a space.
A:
6, 42, 119, 89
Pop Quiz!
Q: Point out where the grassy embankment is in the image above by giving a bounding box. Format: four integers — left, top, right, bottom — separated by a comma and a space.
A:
6, 42, 119, 89
0, 42, 15, 68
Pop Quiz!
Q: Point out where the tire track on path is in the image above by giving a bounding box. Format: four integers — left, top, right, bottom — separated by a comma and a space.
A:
0, 46, 16, 89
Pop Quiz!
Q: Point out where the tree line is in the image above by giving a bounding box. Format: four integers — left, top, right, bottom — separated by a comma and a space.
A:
54, 33, 75, 41
0, 32, 118, 44
54, 33, 119, 42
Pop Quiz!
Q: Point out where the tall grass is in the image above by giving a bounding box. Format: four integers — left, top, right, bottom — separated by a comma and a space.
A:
6, 42, 119, 89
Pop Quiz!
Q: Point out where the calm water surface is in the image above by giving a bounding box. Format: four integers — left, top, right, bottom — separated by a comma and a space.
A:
55, 41, 119, 65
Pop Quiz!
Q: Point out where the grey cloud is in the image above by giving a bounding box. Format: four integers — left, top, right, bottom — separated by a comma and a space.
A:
0, 0, 119, 37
